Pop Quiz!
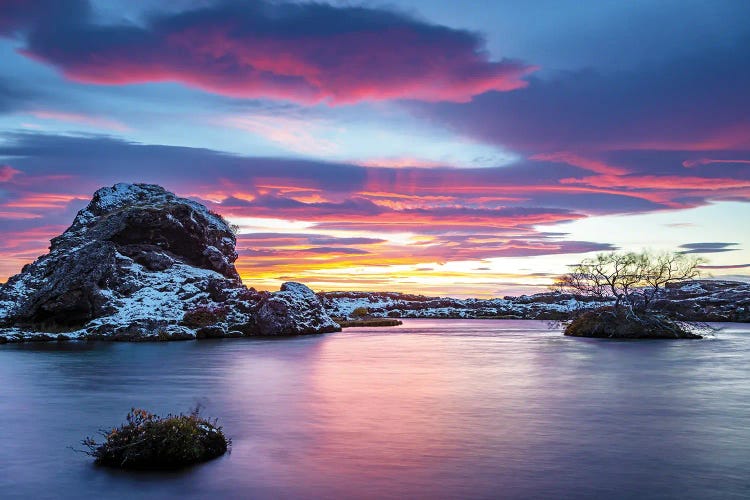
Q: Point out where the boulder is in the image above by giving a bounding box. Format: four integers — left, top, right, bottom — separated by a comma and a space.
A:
257, 282, 341, 335
0, 183, 340, 342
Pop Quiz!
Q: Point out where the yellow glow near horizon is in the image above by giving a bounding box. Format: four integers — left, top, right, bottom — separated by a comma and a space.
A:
232, 201, 750, 298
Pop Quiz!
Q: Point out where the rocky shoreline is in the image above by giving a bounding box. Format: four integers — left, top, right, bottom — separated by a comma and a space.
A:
319, 280, 750, 324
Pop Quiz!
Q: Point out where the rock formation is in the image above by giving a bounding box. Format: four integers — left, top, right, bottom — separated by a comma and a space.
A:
319, 280, 750, 323
256, 282, 340, 335
0, 183, 340, 342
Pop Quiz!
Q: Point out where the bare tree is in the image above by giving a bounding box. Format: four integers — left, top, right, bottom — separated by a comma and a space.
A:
554, 250, 704, 313
637, 252, 704, 309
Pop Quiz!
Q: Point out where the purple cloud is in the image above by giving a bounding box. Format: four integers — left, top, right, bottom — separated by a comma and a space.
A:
3, 0, 534, 104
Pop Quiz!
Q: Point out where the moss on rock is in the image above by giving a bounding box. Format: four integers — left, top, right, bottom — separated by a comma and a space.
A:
83, 407, 229, 470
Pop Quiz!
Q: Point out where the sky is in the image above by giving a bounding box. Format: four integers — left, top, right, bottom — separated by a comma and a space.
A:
0, 0, 748, 297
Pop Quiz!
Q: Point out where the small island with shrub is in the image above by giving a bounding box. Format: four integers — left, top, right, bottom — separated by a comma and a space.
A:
82, 407, 229, 470
556, 250, 705, 339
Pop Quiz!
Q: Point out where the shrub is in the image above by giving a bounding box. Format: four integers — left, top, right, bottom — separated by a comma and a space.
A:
83, 407, 230, 470
351, 307, 369, 318
182, 304, 229, 327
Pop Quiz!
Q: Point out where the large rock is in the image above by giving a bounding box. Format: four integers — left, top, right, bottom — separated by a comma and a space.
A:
0, 183, 340, 342
257, 282, 341, 335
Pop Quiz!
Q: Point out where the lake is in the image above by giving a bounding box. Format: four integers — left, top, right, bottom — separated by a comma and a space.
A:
1, 319, 749, 499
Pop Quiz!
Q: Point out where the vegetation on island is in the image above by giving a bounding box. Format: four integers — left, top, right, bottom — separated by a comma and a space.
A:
351, 307, 370, 318
555, 250, 705, 339
82, 407, 229, 470
334, 317, 403, 327
333, 306, 403, 327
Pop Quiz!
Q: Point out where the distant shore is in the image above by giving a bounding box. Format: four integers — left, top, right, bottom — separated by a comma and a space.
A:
333, 318, 403, 328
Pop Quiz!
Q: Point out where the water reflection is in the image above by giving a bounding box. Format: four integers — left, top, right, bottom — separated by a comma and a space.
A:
1, 320, 749, 499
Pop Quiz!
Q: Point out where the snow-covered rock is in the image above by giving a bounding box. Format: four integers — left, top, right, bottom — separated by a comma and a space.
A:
318, 290, 605, 320
650, 280, 750, 322
0, 183, 340, 342
257, 282, 340, 335
319, 280, 750, 323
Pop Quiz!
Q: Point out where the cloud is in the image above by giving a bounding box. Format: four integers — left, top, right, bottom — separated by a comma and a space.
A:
219, 192, 584, 227
698, 264, 750, 270
0, 131, 616, 288
396, 29, 750, 226
354, 157, 447, 168
414, 36, 750, 154
2, 131, 745, 289
2, 131, 746, 218
219, 114, 339, 155
0, 77, 33, 114
26, 109, 129, 131
682, 158, 750, 168
530, 152, 629, 176
4, 0, 534, 104
219, 194, 386, 218
680, 242, 738, 249
235, 233, 386, 247
303, 246, 370, 255
307, 236, 385, 246
0, 0, 89, 36
679, 242, 740, 254
0, 224, 68, 282
0, 164, 21, 182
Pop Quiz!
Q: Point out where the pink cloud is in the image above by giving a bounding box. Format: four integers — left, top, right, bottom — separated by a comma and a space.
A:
4, 193, 87, 209
220, 115, 338, 155
0, 211, 42, 219
354, 158, 447, 169
560, 174, 750, 191
531, 152, 629, 175
13, 1, 535, 104
0, 164, 21, 182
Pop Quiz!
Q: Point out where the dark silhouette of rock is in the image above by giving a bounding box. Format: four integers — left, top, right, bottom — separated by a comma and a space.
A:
0, 183, 340, 342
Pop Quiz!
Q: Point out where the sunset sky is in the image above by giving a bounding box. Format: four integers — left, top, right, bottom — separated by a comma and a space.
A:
0, 0, 748, 297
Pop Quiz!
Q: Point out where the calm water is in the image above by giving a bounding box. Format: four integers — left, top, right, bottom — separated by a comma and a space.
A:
1, 319, 749, 499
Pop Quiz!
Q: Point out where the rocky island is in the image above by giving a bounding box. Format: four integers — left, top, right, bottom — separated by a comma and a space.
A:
0, 183, 340, 343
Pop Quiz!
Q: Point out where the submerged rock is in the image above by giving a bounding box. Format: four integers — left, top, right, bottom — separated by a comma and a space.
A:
0, 183, 340, 342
